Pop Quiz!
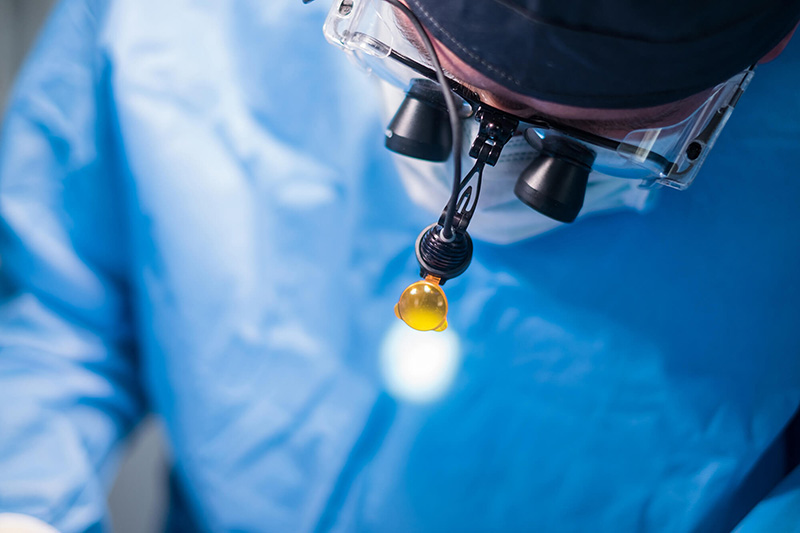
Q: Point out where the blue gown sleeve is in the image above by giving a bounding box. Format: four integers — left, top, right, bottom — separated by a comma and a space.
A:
0, 0, 143, 531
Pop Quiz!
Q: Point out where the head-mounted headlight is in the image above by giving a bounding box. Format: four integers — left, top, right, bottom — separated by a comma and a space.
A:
316, 0, 755, 330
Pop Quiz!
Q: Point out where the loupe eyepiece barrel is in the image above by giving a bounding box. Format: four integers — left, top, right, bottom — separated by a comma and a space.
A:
385, 79, 452, 162
514, 136, 596, 223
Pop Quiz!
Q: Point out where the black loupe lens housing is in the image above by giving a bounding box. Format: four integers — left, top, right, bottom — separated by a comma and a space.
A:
385, 79, 452, 162
514, 136, 597, 223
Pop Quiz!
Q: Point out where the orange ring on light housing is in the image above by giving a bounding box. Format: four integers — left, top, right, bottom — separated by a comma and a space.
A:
394, 275, 448, 331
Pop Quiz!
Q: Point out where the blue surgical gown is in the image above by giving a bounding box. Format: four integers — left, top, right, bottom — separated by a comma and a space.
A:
0, 0, 799, 531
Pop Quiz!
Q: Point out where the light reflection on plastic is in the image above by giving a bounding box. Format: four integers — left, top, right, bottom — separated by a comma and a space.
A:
379, 320, 462, 403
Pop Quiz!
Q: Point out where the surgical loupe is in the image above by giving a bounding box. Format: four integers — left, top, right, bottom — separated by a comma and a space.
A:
313, 0, 755, 331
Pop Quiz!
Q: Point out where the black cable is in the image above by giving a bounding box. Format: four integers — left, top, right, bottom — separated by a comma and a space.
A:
384, 0, 462, 240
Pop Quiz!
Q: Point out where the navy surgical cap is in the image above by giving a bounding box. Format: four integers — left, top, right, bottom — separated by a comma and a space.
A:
406, 0, 800, 108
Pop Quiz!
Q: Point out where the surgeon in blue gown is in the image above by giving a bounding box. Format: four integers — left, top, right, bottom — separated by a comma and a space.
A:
0, 0, 799, 531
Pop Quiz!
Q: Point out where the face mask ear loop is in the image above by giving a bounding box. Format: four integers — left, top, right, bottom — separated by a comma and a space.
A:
384, 0, 463, 240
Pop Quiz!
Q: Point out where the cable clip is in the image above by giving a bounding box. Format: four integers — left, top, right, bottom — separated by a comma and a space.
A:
468, 107, 519, 166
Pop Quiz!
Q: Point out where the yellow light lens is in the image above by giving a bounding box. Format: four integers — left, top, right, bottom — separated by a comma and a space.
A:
394, 276, 448, 332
